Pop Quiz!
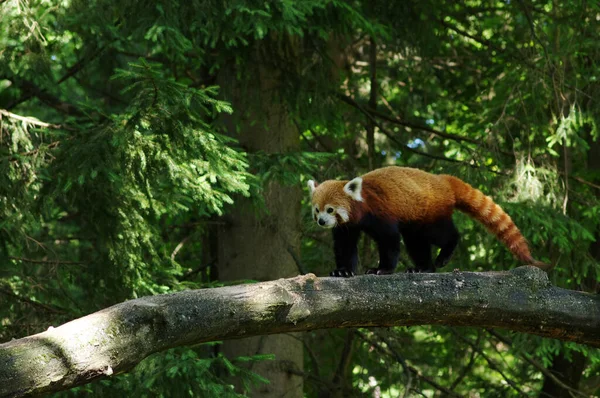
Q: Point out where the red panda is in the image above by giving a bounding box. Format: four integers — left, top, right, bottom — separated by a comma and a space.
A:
308, 166, 549, 277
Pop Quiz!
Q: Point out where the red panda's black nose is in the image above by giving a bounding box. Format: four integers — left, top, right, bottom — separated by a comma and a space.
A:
318, 218, 326, 226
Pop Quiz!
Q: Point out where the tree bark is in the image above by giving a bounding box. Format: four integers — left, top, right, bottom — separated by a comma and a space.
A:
216, 41, 303, 397
1, 266, 600, 397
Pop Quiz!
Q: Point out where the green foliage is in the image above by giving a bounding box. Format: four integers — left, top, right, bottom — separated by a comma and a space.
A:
2, 60, 251, 309
2, 0, 600, 396
252, 151, 335, 186
58, 346, 272, 397
546, 105, 596, 157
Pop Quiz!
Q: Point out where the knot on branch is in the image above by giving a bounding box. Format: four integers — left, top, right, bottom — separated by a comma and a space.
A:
509, 266, 551, 291
272, 275, 319, 325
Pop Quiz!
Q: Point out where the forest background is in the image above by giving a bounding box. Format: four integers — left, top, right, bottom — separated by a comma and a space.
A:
1, 0, 600, 396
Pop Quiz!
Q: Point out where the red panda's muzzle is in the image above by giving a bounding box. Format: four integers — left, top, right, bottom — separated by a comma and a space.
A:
316, 213, 337, 228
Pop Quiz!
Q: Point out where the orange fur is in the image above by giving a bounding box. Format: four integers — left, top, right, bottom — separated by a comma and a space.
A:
310, 166, 549, 269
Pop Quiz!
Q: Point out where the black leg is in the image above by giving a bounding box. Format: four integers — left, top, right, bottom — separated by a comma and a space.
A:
402, 229, 434, 273
331, 226, 361, 277
361, 217, 401, 275
364, 230, 401, 275
427, 218, 460, 269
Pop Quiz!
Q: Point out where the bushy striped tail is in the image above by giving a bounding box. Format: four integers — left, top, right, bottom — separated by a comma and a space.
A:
445, 176, 551, 270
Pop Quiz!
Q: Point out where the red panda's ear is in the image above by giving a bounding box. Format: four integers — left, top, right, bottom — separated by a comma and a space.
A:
307, 180, 318, 197
344, 177, 363, 202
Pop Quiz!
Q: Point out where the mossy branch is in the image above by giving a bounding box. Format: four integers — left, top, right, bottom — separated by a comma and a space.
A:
1, 266, 599, 397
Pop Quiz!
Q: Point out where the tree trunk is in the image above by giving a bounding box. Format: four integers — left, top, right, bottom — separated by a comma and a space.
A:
540, 350, 586, 398
216, 44, 303, 397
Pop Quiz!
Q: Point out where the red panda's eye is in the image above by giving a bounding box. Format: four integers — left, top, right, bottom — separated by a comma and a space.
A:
315, 207, 319, 213
327, 208, 334, 214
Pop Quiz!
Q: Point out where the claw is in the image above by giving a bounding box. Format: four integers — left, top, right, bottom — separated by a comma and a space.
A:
365, 268, 394, 275
405, 267, 435, 274
330, 269, 355, 277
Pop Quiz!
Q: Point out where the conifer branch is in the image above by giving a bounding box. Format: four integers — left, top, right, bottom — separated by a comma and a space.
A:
8, 256, 84, 266
450, 329, 527, 395
355, 330, 460, 398
0, 110, 63, 129
486, 329, 587, 397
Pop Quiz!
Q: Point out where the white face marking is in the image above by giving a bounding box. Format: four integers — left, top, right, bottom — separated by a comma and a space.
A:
317, 213, 336, 228
313, 204, 339, 228
337, 207, 349, 222
343, 177, 363, 202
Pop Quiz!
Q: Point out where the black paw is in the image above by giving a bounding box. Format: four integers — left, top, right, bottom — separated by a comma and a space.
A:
330, 269, 355, 277
365, 268, 394, 275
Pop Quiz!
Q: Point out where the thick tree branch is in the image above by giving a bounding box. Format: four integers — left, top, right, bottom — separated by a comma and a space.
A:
336, 92, 481, 145
336, 93, 512, 174
5, 45, 107, 111
4, 79, 86, 117
1, 266, 599, 397
336, 93, 466, 164
0, 287, 68, 315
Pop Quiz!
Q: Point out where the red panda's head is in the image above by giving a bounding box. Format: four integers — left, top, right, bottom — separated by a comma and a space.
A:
307, 177, 363, 228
